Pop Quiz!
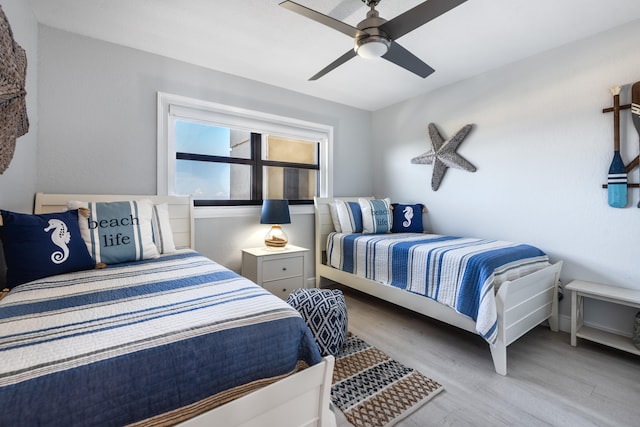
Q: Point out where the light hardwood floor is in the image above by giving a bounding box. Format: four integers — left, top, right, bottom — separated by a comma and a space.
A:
332, 285, 640, 427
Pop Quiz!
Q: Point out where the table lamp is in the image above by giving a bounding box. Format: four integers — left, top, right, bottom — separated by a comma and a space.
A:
260, 199, 291, 249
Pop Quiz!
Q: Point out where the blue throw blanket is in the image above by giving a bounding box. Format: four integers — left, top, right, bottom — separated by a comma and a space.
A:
0, 250, 320, 426
327, 233, 549, 344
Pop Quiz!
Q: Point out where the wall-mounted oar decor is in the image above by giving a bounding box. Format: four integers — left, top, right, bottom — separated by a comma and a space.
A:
601, 82, 640, 207
606, 86, 627, 208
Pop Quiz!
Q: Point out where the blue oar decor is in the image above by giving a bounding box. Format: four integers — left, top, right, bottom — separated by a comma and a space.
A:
602, 82, 640, 208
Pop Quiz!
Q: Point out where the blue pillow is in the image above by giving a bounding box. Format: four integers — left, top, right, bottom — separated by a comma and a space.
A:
391, 203, 424, 233
0, 210, 95, 287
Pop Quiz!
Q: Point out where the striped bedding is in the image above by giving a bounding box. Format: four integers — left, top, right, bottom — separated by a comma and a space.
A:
327, 232, 549, 344
0, 249, 321, 426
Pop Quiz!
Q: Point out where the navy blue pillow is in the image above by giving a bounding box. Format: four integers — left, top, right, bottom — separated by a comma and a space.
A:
1, 210, 95, 287
391, 203, 424, 233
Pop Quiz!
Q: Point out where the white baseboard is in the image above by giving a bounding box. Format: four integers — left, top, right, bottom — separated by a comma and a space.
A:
558, 314, 571, 334
310, 284, 632, 339
307, 277, 316, 289
551, 314, 633, 338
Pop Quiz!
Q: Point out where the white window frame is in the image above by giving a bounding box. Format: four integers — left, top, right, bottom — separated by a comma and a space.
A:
157, 92, 333, 218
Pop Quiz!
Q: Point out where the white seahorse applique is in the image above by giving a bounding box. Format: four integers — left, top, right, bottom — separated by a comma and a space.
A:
44, 219, 71, 264
402, 206, 414, 227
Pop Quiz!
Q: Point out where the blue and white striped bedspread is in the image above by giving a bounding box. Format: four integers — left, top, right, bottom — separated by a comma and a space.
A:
327, 233, 549, 344
0, 249, 321, 426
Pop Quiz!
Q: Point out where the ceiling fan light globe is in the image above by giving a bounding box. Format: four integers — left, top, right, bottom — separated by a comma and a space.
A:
355, 36, 390, 59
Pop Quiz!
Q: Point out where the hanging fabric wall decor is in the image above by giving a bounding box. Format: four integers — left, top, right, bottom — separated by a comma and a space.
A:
0, 5, 29, 174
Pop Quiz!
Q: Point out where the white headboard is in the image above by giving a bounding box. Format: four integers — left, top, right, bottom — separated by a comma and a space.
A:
33, 193, 195, 250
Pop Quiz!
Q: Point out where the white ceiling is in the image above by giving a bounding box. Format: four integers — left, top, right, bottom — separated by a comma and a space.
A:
28, 0, 640, 111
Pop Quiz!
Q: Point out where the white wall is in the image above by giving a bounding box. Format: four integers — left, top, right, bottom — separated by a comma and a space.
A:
36, 26, 373, 275
372, 19, 640, 334
0, 1, 38, 287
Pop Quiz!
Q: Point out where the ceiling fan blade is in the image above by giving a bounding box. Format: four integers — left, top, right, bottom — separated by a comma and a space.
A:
279, 1, 364, 39
380, 0, 467, 40
382, 41, 434, 78
327, 1, 364, 21
309, 49, 357, 81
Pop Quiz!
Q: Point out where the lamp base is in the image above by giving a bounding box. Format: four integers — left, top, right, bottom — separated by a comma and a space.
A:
264, 225, 288, 249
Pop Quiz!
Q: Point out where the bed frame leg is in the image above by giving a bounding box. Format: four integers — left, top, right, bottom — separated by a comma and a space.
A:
548, 269, 561, 332
490, 341, 507, 376
548, 305, 559, 332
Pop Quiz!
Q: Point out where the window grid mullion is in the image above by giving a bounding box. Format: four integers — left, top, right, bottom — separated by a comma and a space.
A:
252, 133, 263, 201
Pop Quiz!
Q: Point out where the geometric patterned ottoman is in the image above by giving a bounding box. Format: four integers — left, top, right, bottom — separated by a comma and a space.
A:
286, 288, 348, 356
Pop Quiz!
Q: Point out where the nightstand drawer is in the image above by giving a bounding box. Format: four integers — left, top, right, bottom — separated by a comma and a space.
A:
263, 276, 304, 300
262, 256, 304, 281
241, 245, 309, 299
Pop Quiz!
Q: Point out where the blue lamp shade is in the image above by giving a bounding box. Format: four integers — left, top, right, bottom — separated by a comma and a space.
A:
260, 199, 291, 225
260, 200, 291, 249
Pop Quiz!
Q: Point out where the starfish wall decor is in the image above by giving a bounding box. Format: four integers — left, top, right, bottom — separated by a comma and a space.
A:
411, 123, 476, 191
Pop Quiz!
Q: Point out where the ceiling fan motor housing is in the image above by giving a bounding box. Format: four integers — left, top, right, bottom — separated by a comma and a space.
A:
354, 8, 390, 58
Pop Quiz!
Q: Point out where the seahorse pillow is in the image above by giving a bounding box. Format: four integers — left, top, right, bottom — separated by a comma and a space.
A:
358, 198, 392, 234
391, 203, 424, 233
67, 199, 159, 265
0, 210, 95, 287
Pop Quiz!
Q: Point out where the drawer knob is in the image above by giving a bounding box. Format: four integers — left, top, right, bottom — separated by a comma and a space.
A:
282, 267, 287, 271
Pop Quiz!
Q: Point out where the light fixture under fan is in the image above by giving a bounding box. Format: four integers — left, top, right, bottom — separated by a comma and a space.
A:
280, 0, 467, 80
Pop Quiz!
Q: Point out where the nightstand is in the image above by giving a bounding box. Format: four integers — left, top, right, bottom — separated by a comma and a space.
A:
241, 245, 309, 300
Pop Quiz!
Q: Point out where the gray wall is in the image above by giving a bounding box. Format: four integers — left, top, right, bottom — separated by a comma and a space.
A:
372, 19, 640, 334
36, 25, 373, 274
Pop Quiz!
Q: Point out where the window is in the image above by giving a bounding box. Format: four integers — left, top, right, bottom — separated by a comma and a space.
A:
157, 93, 332, 208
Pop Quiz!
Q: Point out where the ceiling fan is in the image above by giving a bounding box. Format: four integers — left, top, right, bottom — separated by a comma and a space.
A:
279, 0, 467, 80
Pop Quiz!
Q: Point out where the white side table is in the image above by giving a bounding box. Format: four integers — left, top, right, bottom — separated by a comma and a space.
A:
241, 245, 309, 300
566, 280, 640, 355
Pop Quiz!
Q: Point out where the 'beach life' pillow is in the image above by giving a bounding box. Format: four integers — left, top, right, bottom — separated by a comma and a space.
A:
67, 199, 159, 265
358, 198, 392, 234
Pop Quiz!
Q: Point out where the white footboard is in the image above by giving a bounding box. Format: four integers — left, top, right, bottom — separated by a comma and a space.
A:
491, 261, 563, 375
180, 356, 336, 427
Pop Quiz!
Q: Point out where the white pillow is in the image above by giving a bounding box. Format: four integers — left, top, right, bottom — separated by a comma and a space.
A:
328, 202, 342, 232
358, 198, 392, 234
331, 200, 363, 234
67, 199, 159, 264
151, 203, 176, 254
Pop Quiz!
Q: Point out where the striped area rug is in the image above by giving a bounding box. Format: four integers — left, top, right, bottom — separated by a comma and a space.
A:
331, 333, 444, 427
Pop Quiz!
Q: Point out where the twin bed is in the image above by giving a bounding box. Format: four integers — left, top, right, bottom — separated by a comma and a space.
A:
0, 193, 336, 427
314, 197, 563, 376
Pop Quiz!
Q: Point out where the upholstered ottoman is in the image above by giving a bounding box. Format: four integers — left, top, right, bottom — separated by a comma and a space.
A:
286, 288, 348, 356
